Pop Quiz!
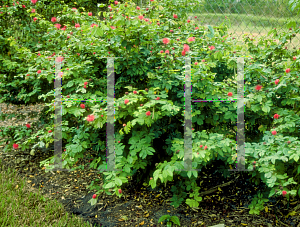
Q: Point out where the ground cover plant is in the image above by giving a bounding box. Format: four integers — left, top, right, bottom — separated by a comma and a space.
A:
0, 0, 300, 225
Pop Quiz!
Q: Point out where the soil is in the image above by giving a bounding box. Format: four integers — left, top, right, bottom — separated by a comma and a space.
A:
0, 102, 300, 227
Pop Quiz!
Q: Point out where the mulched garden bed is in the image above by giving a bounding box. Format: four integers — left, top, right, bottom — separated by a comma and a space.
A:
0, 102, 299, 227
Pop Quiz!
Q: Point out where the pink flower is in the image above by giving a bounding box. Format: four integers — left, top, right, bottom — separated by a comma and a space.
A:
187, 37, 195, 42
13, 144, 19, 149
187, 19, 190, 23
146, 111, 151, 116
33, 17, 37, 22
138, 15, 144, 20
209, 46, 215, 50
26, 124, 31, 128
200, 145, 203, 148
61, 27, 66, 31
118, 189, 122, 194
271, 130, 277, 135
75, 23, 80, 28
194, 62, 198, 65
183, 44, 190, 52
204, 145, 208, 150
55, 24, 61, 29
88, 12, 92, 16
111, 26, 116, 29
156, 97, 160, 100
84, 82, 88, 85
51, 17, 56, 22
285, 68, 290, 73
37, 70, 41, 74
93, 52, 96, 54
173, 14, 178, 19
202, 59, 205, 62
293, 56, 296, 61
31, 0, 38, 4
274, 114, 279, 119
228, 92, 233, 97
80, 104, 85, 109
91, 23, 98, 27
71, 7, 77, 12
163, 38, 170, 44
87, 115, 95, 122
165, 50, 169, 54
255, 85, 262, 91
275, 79, 279, 85
124, 99, 129, 104
136, 6, 140, 10
114, 1, 119, 5
31, 9, 35, 13
182, 50, 186, 56
150, 0, 154, 1
160, 50, 164, 53
282, 191, 287, 197
195, 27, 199, 30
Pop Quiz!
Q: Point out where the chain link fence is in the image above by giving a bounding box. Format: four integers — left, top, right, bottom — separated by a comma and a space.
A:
128, 0, 300, 50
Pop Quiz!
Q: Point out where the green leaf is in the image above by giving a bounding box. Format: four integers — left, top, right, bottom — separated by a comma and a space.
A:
121, 40, 127, 47
206, 25, 214, 38
158, 215, 171, 223
96, 27, 103, 37
186, 198, 199, 208
170, 216, 181, 226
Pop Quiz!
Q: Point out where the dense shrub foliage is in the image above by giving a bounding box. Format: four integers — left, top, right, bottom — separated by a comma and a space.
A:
0, 0, 299, 214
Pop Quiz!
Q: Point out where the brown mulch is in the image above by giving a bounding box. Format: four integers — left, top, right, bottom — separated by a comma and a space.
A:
0, 102, 300, 227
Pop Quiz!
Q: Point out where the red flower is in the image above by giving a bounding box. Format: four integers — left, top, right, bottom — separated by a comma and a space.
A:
37, 70, 41, 74
146, 111, 151, 116
31, 0, 38, 4
48, 130, 52, 133
101, 115, 104, 117
173, 14, 178, 19
55, 24, 61, 29
83, 85, 87, 89
133, 91, 137, 94
13, 143, 19, 149
114, 1, 119, 5
182, 50, 186, 56
255, 85, 262, 91
183, 44, 190, 52
138, 15, 144, 20
88, 12, 92, 16
84, 82, 88, 85
136, 6, 140, 10
285, 68, 290, 73
165, 50, 170, 54
204, 145, 208, 150
51, 17, 56, 22
80, 104, 85, 109
31, 9, 36, 13
118, 189, 122, 194
274, 114, 279, 119
282, 191, 287, 197
155, 97, 160, 100
187, 37, 195, 42
75, 23, 80, 28
22, 5, 26, 8
200, 145, 203, 148
87, 115, 95, 122
228, 92, 233, 97
123, 124, 126, 127
92, 194, 97, 199
271, 130, 277, 135
33, 17, 37, 22
26, 124, 31, 128
293, 56, 296, 61
275, 79, 279, 85
124, 99, 129, 104
163, 38, 170, 44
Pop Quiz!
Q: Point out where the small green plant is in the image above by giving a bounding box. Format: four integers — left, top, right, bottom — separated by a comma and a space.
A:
158, 214, 181, 227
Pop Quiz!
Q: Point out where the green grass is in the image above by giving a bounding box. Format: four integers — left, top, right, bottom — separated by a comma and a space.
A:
0, 158, 94, 227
